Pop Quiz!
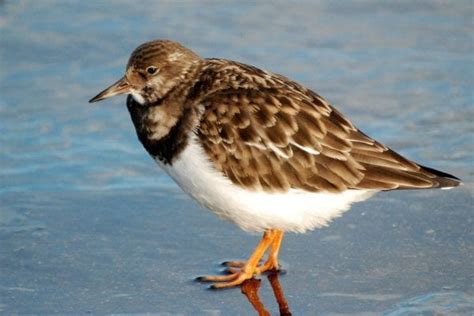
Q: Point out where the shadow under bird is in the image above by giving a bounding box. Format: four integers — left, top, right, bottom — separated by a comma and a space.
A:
90, 40, 461, 288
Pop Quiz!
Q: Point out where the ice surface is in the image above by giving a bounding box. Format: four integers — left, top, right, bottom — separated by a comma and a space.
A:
1, 1, 473, 314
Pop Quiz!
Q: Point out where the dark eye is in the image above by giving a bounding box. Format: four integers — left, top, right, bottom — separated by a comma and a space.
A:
146, 66, 158, 75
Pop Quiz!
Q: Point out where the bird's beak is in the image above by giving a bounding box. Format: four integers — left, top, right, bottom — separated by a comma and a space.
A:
89, 76, 131, 103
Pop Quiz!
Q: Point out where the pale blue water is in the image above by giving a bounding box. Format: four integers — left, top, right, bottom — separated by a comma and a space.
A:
1, 1, 473, 314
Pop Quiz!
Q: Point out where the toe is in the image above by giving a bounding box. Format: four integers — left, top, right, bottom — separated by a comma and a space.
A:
196, 273, 238, 282
210, 273, 254, 288
221, 260, 246, 268
224, 267, 241, 274
255, 260, 280, 274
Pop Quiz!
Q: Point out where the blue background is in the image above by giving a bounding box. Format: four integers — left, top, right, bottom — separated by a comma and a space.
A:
1, 1, 473, 314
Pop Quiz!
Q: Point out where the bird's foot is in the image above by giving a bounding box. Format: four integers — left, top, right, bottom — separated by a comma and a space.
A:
223, 258, 280, 274
197, 230, 283, 289
256, 258, 281, 274
197, 268, 256, 289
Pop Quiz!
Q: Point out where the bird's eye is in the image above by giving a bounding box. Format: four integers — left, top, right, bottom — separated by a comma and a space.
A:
146, 66, 158, 75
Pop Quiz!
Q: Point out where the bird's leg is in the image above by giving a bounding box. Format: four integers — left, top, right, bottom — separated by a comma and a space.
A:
197, 230, 276, 288
255, 229, 284, 274
222, 229, 284, 273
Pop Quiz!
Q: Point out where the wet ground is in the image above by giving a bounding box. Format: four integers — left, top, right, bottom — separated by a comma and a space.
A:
1, 1, 473, 314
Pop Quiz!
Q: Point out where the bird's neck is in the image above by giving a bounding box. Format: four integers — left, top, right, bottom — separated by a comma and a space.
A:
127, 62, 204, 165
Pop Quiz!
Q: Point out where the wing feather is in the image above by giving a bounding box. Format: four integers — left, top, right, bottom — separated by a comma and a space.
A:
193, 59, 460, 192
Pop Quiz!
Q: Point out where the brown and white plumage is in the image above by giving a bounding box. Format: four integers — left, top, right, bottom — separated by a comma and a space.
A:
194, 59, 459, 193
90, 40, 460, 288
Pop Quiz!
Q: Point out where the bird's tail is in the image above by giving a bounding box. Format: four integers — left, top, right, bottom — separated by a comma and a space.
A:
419, 164, 462, 189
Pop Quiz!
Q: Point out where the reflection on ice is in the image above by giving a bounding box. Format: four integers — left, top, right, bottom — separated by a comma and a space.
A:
240, 272, 292, 316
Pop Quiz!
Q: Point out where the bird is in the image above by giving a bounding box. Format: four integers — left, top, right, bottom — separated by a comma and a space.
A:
89, 40, 461, 288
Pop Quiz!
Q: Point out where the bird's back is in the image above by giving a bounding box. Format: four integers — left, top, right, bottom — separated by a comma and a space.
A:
190, 59, 461, 193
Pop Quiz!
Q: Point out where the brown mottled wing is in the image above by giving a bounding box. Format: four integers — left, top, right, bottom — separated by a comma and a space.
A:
196, 60, 459, 193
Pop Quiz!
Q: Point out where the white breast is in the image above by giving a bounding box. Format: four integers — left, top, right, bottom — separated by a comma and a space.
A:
157, 134, 376, 233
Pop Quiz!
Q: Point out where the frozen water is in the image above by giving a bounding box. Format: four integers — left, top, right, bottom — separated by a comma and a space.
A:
1, 1, 473, 314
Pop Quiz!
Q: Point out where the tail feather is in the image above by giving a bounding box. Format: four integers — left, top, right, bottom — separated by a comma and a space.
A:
419, 164, 461, 189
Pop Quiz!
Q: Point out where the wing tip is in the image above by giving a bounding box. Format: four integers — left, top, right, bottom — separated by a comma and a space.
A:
419, 164, 462, 188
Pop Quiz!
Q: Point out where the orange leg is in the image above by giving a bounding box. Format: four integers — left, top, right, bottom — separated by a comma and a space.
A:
197, 230, 276, 288
224, 229, 284, 274
256, 230, 284, 274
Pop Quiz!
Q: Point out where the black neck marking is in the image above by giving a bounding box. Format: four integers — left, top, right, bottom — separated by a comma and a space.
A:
127, 95, 193, 165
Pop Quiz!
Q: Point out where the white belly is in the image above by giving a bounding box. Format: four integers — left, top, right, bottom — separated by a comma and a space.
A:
157, 135, 375, 233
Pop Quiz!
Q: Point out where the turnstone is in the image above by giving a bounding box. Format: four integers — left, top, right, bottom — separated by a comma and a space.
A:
90, 40, 461, 288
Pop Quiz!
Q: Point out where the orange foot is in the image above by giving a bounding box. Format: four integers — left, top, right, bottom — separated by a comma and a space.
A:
197, 229, 284, 288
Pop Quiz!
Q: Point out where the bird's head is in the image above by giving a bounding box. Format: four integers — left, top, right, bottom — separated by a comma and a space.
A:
89, 40, 201, 105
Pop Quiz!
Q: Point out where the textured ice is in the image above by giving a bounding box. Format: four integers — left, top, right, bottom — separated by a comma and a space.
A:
1, 1, 473, 314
